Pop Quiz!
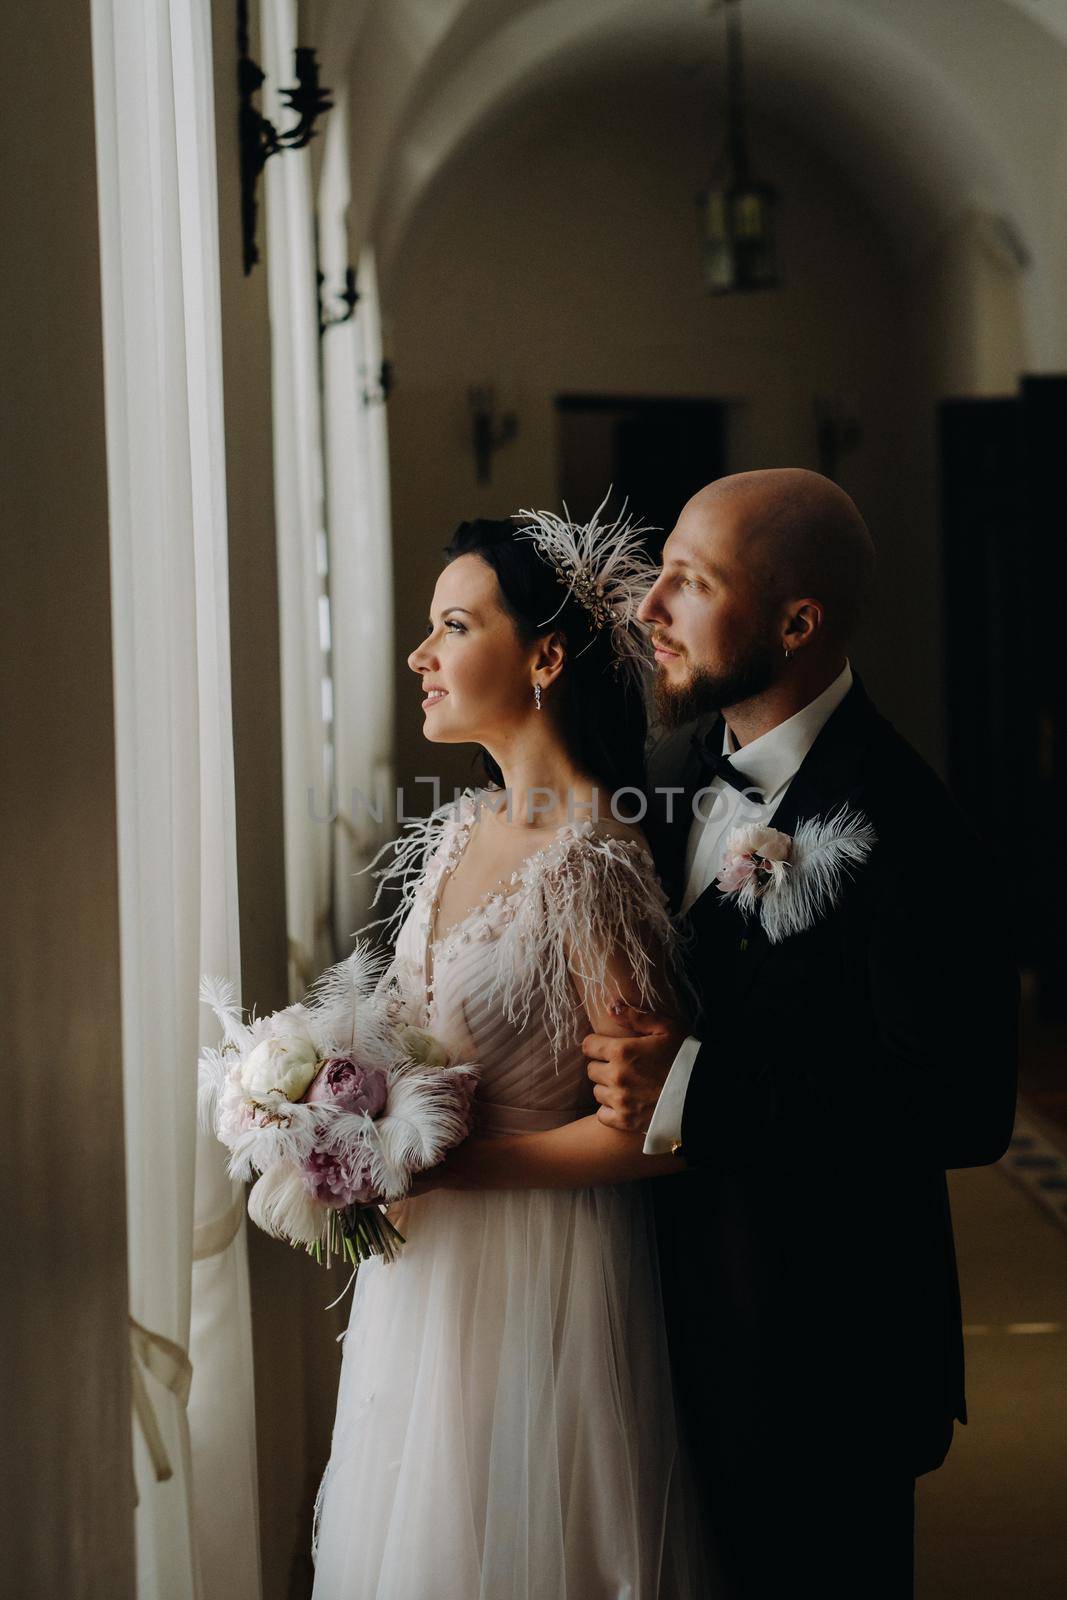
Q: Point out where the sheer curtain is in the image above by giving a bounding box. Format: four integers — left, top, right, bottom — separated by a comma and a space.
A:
261, 0, 334, 997
91, 1, 261, 1595
318, 94, 397, 950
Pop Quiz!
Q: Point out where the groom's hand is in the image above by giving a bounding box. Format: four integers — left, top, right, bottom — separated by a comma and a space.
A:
582, 1004, 687, 1134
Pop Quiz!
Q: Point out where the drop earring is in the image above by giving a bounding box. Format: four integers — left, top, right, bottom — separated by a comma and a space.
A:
534, 683, 543, 711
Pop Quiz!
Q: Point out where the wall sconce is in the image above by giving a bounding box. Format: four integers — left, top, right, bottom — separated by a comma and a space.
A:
363, 360, 394, 408
318, 266, 360, 335
237, 0, 333, 275
469, 386, 518, 484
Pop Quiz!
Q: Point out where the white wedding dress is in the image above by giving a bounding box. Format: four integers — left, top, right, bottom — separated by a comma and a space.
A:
310, 789, 712, 1599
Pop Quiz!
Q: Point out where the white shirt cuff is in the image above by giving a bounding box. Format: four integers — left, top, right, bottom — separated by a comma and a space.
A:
643, 1035, 702, 1154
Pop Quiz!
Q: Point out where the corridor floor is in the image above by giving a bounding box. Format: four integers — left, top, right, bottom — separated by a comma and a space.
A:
915, 1114, 1067, 1597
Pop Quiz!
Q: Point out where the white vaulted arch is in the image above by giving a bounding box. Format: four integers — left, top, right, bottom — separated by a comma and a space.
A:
324, 0, 1067, 366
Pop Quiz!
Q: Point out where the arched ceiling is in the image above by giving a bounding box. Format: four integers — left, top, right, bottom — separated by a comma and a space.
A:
306, 0, 1067, 359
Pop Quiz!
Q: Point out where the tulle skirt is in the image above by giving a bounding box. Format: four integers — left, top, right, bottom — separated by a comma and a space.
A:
310, 1184, 713, 1599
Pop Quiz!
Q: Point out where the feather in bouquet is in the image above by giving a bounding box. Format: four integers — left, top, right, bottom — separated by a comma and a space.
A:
197, 942, 477, 1271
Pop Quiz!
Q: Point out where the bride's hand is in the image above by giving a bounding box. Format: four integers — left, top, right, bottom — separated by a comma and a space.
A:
405, 1152, 467, 1196
407, 1135, 508, 1195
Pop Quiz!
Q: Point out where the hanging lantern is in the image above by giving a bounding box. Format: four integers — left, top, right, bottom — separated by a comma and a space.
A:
700, 0, 780, 294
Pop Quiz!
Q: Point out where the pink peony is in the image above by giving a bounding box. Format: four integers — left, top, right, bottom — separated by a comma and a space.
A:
715, 825, 793, 897
725, 824, 791, 862
300, 1147, 380, 1209
716, 854, 759, 894
746, 826, 792, 862
303, 1056, 388, 1118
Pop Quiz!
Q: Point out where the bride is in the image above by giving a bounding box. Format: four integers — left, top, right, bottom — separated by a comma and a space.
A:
310, 507, 712, 1599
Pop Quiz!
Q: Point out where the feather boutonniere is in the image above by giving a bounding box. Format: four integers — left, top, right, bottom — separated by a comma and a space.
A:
714, 805, 877, 944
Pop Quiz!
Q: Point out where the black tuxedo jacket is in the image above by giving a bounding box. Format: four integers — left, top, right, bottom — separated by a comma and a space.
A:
646, 672, 1019, 1479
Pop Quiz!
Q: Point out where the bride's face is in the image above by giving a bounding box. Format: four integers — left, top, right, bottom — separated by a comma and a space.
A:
407, 554, 543, 745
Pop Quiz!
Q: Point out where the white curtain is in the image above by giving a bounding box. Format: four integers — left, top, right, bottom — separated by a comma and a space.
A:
91, 1, 261, 1596
318, 95, 397, 949
262, 0, 334, 996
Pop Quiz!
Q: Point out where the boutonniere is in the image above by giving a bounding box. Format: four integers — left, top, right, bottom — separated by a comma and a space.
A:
714, 805, 877, 944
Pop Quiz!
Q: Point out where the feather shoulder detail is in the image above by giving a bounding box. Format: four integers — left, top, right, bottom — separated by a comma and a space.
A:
358, 788, 479, 948
484, 820, 681, 1061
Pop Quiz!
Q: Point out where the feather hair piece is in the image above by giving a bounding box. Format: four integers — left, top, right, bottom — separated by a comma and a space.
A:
512, 490, 659, 687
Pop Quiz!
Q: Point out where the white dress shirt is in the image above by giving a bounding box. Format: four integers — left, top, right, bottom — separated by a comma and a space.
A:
642, 660, 854, 1155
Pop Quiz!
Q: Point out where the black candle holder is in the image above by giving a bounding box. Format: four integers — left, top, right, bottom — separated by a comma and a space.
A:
318, 267, 361, 335
237, 0, 333, 276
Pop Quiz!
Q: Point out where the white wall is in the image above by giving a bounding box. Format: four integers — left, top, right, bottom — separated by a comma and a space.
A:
913, 211, 1030, 399
383, 64, 961, 795
1, 1, 134, 1592
333, 0, 1066, 375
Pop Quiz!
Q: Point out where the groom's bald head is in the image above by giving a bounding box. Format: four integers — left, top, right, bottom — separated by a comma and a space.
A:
683, 469, 877, 644
638, 468, 877, 724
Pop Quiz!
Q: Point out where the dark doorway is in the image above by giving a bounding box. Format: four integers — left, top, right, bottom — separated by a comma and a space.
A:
939, 375, 1066, 1016
556, 394, 727, 547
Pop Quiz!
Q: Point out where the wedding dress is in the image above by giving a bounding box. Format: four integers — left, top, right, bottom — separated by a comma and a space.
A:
310, 788, 711, 1599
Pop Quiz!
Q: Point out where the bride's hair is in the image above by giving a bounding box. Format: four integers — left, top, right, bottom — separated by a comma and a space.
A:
443, 518, 649, 803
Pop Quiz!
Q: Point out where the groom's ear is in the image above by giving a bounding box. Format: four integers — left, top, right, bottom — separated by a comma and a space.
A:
782, 598, 824, 651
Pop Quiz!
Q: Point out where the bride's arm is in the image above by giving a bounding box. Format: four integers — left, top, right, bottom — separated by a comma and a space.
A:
434, 1112, 686, 1190
430, 928, 690, 1191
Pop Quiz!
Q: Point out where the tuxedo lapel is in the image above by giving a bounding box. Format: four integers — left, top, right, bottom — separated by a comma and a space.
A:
764, 674, 873, 839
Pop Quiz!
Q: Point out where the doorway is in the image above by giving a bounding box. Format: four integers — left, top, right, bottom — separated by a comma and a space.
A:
939, 376, 1066, 1017
556, 394, 727, 546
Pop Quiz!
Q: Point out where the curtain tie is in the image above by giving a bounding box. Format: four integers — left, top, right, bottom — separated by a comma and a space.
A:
193, 1190, 245, 1261
128, 1315, 193, 1494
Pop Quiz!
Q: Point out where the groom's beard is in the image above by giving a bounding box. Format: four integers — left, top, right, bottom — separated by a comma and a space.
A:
652, 637, 780, 729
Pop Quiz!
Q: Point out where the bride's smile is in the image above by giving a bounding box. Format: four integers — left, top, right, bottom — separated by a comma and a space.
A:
407, 552, 563, 753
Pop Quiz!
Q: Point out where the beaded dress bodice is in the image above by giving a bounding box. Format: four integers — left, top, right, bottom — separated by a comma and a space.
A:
372, 789, 674, 1136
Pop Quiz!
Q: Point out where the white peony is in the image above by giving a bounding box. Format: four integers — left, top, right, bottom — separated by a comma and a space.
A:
397, 1024, 451, 1070
240, 1020, 320, 1102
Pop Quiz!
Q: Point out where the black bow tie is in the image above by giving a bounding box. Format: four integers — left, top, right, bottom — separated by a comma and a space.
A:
690, 729, 765, 805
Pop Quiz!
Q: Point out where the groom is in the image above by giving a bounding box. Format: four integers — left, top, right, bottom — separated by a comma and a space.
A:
583, 469, 1019, 1598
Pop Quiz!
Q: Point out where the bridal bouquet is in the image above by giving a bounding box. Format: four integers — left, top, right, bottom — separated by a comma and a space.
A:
198, 944, 477, 1269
